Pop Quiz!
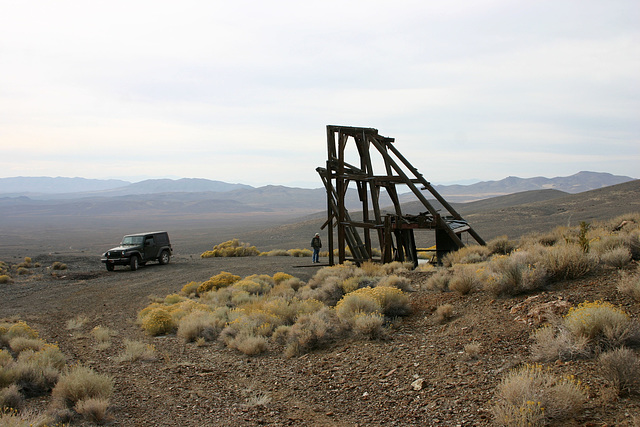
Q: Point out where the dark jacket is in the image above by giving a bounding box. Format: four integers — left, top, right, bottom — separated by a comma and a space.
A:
311, 236, 322, 249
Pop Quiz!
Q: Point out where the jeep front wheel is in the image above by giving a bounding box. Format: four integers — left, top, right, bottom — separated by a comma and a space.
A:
130, 256, 139, 271
106, 263, 114, 272
159, 250, 170, 265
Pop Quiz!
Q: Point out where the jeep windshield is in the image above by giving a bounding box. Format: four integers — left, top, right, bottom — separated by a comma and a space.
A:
121, 236, 144, 245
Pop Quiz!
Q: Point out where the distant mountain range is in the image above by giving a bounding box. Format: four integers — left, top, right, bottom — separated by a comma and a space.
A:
0, 171, 634, 201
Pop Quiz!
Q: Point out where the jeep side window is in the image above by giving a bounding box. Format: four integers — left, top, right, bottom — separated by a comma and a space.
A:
145, 237, 154, 246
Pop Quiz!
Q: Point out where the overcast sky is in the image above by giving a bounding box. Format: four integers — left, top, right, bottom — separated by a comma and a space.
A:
1, 0, 638, 188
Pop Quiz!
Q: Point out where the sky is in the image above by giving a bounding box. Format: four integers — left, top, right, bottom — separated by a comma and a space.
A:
0, 1, 638, 188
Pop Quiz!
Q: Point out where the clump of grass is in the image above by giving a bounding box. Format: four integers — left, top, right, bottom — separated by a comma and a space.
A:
176, 310, 226, 343
492, 363, 587, 425
540, 243, 595, 282
488, 235, 517, 255
618, 266, 640, 301
352, 312, 386, 339
13, 344, 66, 396
75, 397, 111, 423
52, 365, 113, 409
201, 239, 260, 258
434, 304, 454, 324
598, 347, 640, 396
481, 251, 549, 296
448, 265, 479, 295
115, 339, 156, 363
0, 275, 12, 284
9, 337, 45, 354
91, 326, 115, 350
600, 247, 632, 268
443, 245, 491, 267
283, 307, 344, 358
65, 315, 89, 331
530, 325, 591, 362
425, 269, 450, 292
463, 341, 482, 360
0, 384, 24, 412
50, 261, 67, 271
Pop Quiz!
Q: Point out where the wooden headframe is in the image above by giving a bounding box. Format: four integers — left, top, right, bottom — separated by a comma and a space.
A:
316, 125, 485, 267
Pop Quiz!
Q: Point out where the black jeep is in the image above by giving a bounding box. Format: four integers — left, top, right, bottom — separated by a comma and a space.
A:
101, 231, 172, 271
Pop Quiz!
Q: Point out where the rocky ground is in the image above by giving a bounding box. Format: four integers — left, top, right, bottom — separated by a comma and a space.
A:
1, 251, 639, 426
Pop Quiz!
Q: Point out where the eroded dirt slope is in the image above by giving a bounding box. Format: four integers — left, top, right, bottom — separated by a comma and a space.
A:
1, 253, 639, 426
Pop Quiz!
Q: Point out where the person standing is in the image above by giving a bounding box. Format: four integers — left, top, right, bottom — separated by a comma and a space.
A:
311, 233, 322, 263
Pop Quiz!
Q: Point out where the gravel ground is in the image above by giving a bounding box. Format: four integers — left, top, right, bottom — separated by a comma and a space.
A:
1, 252, 639, 426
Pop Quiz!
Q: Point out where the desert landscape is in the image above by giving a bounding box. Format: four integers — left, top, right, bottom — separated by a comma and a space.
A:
1, 177, 640, 426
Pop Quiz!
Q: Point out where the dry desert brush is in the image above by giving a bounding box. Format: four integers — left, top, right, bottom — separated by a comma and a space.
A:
492, 363, 587, 426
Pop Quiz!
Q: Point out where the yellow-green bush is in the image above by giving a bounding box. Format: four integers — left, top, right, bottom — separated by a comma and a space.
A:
180, 281, 199, 296
140, 307, 174, 336
196, 271, 241, 296
273, 272, 294, 284
287, 248, 312, 257
201, 239, 259, 258
0, 275, 11, 284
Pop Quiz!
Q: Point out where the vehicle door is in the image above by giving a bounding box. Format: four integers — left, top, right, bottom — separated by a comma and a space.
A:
143, 235, 159, 261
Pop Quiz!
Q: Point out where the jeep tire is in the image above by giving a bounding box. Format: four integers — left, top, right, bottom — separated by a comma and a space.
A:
159, 250, 170, 265
106, 263, 114, 272
130, 256, 139, 271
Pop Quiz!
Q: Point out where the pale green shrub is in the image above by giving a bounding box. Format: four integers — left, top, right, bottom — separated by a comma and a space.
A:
9, 337, 45, 354
618, 267, 640, 301
443, 245, 491, 267
75, 397, 111, 423
530, 325, 591, 362
284, 307, 343, 358
335, 291, 382, 324
425, 270, 450, 292
488, 236, 517, 255
0, 275, 12, 284
177, 310, 225, 343
352, 312, 386, 339
0, 384, 24, 412
564, 301, 630, 341
449, 265, 479, 295
540, 243, 595, 281
115, 339, 157, 362
600, 247, 632, 268
493, 363, 586, 425
598, 347, 640, 396
52, 365, 113, 408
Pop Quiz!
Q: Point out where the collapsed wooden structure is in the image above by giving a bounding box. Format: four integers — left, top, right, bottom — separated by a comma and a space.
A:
316, 125, 485, 267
